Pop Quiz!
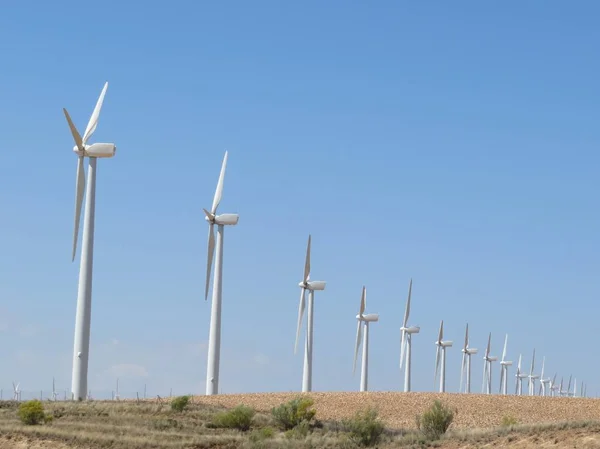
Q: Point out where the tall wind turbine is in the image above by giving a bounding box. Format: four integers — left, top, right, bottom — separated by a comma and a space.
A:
538, 357, 551, 396
549, 373, 558, 397
353, 286, 379, 392
481, 333, 497, 394
434, 320, 452, 393
527, 349, 539, 396
64, 82, 117, 401
514, 354, 527, 395
294, 235, 326, 392
203, 151, 239, 396
399, 279, 420, 392
460, 323, 478, 393
499, 334, 512, 395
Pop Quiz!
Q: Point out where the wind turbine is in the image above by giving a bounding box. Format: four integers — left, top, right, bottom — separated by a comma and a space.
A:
559, 376, 566, 397
203, 151, 239, 396
353, 286, 379, 392
12, 382, 20, 401
514, 354, 527, 395
571, 377, 577, 398
481, 333, 497, 394
538, 357, 551, 396
434, 320, 452, 393
499, 334, 512, 395
399, 279, 420, 392
549, 373, 559, 397
64, 81, 117, 401
527, 349, 539, 396
294, 234, 326, 392
459, 323, 478, 393
52, 377, 58, 401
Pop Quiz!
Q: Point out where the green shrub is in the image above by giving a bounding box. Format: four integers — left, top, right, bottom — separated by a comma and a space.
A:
343, 407, 385, 447
284, 420, 310, 439
211, 405, 256, 431
416, 400, 455, 440
170, 395, 191, 412
18, 400, 47, 425
501, 415, 518, 427
271, 396, 316, 430
249, 426, 275, 442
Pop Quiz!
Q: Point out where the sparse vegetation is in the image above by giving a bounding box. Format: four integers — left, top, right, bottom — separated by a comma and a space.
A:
271, 396, 316, 430
17, 400, 49, 425
416, 400, 456, 440
211, 404, 255, 431
501, 415, 519, 427
170, 395, 191, 412
342, 407, 385, 446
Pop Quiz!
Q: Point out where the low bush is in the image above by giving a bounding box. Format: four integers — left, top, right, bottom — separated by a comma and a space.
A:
501, 415, 518, 427
416, 400, 455, 440
343, 407, 385, 447
249, 426, 275, 442
18, 400, 49, 425
271, 396, 316, 430
284, 420, 310, 439
211, 405, 256, 431
170, 395, 191, 412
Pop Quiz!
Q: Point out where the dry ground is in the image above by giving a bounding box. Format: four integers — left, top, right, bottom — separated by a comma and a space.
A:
0, 392, 599, 448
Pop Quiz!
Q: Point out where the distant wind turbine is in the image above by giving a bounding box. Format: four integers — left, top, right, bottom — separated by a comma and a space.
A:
399, 279, 420, 392
527, 349, 539, 396
499, 334, 512, 395
481, 333, 497, 394
434, 320, 452, 393
538, 357, 551, 396
459, 323, 478, 393
353, 286, 379, 392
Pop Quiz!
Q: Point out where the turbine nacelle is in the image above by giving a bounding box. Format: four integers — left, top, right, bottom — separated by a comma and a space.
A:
204, 212, 240, 226
298, 280, 326, 291
440, 340, 453, 347
463, 347, 478, 354
401, 326, 420, 334
486, 356, 498, 362
72, 143, 116, 158
357, 313, 379, 322
501, 360, 513, 366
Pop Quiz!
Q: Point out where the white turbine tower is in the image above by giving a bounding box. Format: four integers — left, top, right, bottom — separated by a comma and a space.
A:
12, 382, 20, 401
203, 151, 239, 396
459, 323, 478, 393
527, 349, 539, 396
499, 334, 512, 395
571, 377, 577, 398
514, 354, 527, 395
64, 82, 117, 401
481, 333, 497, 394
549, 373, 558, 397
294, 234, 326, 393
399, 279, 420, 392
538, 357, 551, 396
353, 286, 379, 392
434, 320, 452, 393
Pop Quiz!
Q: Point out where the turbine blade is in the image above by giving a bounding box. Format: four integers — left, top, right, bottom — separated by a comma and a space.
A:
353, 320, 362, 374
72, 155, 86, 261
486, 333, 491, 357
82, 81, 108, 145
500, 367, 505, 393
502, 334, 508, 362
359, 286, 366, 316
530, 349, 535, 374
403, 278, 412, 326
294, 288, 306, 354
464, 323, 469, 350
211, 151, 228, 215
304, 235, 311, 283
438, 320, 443, 343
434, 345, 441, 384
63, 108, 83, 150
204, 223, 215, 301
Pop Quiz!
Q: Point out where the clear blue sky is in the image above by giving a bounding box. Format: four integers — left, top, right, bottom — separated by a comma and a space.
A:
1, 1, 599, 399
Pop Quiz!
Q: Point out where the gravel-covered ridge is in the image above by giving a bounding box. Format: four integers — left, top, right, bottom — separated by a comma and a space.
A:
185, 392, 600, 429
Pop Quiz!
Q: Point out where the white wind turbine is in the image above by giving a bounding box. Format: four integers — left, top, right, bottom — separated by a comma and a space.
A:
399, 279, 420, 393
203, 151, 239, 396
514, 354, 527, 395
527, 349, 539, 396
571, 377, 577, 398
12, 382, 21, 401
64, 81, 117, 401
538, 357, 551, 396
549, 373, 559, 397
52, 377, 58, 401
353, 286, 379, 392
459, 323, 478, 393
499, 334, 512, 395
434, 320, 452, 393
294, 234, 326, 393
559, 376, 566, 397
481, 333, 497, 394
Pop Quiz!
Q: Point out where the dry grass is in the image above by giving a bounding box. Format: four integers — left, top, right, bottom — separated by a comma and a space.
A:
0, 393, 599, 448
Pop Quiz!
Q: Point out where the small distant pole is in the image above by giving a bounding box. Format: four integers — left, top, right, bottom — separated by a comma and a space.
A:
136, 392, 139, 402
40, 390, 43, 401
169, 388, 172, 398
144, 384, 147, 399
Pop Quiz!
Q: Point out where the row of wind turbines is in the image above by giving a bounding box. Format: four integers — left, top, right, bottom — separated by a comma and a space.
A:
61, 82, 588, 399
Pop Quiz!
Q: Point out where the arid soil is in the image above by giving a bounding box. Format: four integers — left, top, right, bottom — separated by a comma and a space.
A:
189, 391, 600, 429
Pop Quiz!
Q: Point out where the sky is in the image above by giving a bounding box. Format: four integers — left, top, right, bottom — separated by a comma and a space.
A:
1, 1, 599, 400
